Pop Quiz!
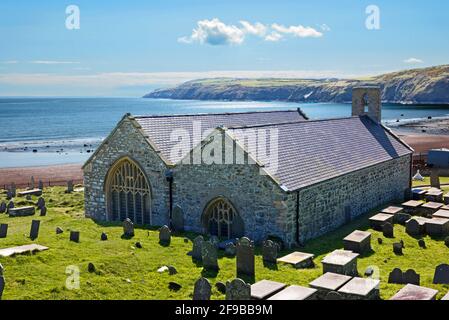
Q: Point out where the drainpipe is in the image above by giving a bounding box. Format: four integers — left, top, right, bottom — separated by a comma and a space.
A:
296, 190, 300, 246
165, 169, 174, 227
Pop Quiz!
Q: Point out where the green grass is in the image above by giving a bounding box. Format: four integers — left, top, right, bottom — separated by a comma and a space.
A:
412, 176, 449, 190
1, 187, 449, 300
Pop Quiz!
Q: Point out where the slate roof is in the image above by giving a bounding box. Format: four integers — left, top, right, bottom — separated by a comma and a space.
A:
133, 109, 307, 163
228, 115, 412, 191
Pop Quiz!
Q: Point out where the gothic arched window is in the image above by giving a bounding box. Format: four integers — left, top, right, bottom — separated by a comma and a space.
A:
203, 198, 244, 239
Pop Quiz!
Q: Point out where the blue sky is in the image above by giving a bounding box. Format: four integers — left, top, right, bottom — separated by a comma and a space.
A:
0, 0, 448, 96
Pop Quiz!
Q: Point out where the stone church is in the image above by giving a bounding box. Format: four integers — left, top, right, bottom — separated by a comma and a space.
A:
83, 87, 413, 247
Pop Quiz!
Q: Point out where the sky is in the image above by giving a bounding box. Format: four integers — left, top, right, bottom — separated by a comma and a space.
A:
0, 0, 448, 96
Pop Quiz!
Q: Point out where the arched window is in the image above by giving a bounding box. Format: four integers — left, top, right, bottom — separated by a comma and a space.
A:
106, 158, 151, 224
362, 93, 370, 113
203, 198, 244, 239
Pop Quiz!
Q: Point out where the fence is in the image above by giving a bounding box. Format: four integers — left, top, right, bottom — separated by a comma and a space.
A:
2, 178, 84, 190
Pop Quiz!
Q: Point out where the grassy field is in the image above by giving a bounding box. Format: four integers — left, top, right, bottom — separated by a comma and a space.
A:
1, 187, 449, 300
412, 176, 449, 188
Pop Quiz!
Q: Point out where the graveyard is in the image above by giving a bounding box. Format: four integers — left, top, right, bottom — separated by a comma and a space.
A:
0, 181, 448, 300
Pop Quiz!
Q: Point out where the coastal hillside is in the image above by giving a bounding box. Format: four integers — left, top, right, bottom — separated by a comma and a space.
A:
144, 65, 449, 104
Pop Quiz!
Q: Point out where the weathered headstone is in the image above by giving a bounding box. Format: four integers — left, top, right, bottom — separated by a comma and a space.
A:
236, 237, 255, 277
70, 231, 80, 243
101, 232, 108, 241
6, 190, 13, 201
6, 201, 14, 213
0, 202, 6, 214
10, 183, 16, 197
433, 264, 449, 284
39, 206, 47, 217
262, 239, 278, 263
210, 235, 219, 248
38, 180, 44, 190
393, 242, 403, 255
418, 239, 426, 248
56, 227, 63, 234
406, 219, 421, 236
430, 168, 441, 189
167, 265, 177, 275
171, 205, 184, 232
325, 291, 343, 300
122, 218, 134, 237
36, 197, 45, 210
226, 278, 250, 300
225, 242, 236, 257
135, 242, 142, 248
29, 220, 40, 240
0, 224, 8, 238
404, 269, 420, 285
66, 180, 74, 193
388, 268, 404, 284
88, 263, 96, 273
159, 225, 171, 245
201, 241, 219, 271
30, 176, 35, 190
192, 235, 204, 261
193, 277, 211, 300
382, 222, 394, 238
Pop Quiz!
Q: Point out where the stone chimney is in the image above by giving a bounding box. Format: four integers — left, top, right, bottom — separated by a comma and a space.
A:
352, 86, 381, 122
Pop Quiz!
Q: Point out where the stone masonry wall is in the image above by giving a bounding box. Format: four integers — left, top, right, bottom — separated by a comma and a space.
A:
297, 155, 411, 243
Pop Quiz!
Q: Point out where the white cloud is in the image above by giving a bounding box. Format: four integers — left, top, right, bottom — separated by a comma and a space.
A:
272, 23, 323, 38
178, 18, 245, 45
239, 21, 267, 37
1, 60, 19, 64
403, 58, 423, 64
319, 24, 331, 32
29, 60, 81, 65
264, 32, 283, 42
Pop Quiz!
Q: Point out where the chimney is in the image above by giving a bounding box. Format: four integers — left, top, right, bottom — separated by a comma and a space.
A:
352, 86, 381, 122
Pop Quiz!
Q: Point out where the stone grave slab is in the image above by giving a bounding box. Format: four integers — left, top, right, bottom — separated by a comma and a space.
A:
277, 251, 314, 269
402, 200, 423, 215
321, 250, 359, 276
412, 189, 426, 201
337, 277, 380, 300
382, 206, 403, 215
442, 292, 449, 300
382, 223, 394, 238
433, 264, 449, 284
442, 205, 449, 210
250, 280, 287, 300
309, 272, 352, 299
406, 217, 430, 235
369, 213, 393, 230
390, 284, 438, 300
421, 202, 444, 216
268, 285, 317, 300
425, 189, 444, 203
8, 206, 35, 217
425, 218, 449, 237
343, 230, 371, 254
18, 189, 42, 197
0, 244, 49, 257
433, 209, 449, 219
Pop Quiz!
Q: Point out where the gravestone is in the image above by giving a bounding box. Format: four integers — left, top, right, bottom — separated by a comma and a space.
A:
193, 277, 211, 300
225, 242, 236, 257
70, 231, 80, 243
9, 206, 35, 217
101, 232, 108, 241
404, 269, 420, 285
30, 220, 40, 240
56, 227, 63, 234
236, 237, 255, 277
38, 180, 43, 190
388, 268, 403, 284
30, 176, 35, 190
159, 225, 171, 245
262, 240, 278, 263
122, 218, 134, 237
66, 180, 74, 193
209, 235, 219, 248
418, 239, 426, 248
26, 195, 32, 201
433, 264, 449, 284
325, 291, 343, 300
382, 222, 394, 238
171, 205, 184, 232
192, 236, 204, 261
226, 278, 251, 300
0, 202, 6, 214
406, 219, 421, 236
430, 168, 441, 189
40, 206, 47, 217
201, 241, 218, 271
36, 197, 45, 210
10, 183, 16, 197
393, 243, 403, 255
6, 190, 13, 201
0, 263, 4, 300
0, 224, 8, 238
343, 230, 372, 254
7, 201, 14, 213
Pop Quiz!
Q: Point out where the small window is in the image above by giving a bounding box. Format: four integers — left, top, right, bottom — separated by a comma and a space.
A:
362, 93, 369, 113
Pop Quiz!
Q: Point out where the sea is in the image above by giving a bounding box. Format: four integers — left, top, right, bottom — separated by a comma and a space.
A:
1, 97, 449, 168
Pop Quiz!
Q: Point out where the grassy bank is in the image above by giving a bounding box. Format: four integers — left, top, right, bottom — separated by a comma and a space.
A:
1, 187, 449, 300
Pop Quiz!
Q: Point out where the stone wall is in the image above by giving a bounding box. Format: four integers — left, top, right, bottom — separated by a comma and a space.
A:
83, 117, 170, 226
297, 155, 411, 243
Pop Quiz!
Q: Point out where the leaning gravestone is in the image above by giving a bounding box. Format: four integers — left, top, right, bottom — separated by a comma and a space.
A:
171, 205, 184, 232
382, 222, 394, 238
0, 224, 8, 238
123, 218, 134, 237
433, 264, 449, 284
159, 225, 171, 245
193, 277, 212, 300
202, 241, 219, 271
403, 269, 420, 285
388, 268, 404, 284
236, 237, 255, 277
192, 236, 204, 261
226, 278, 251, 300
30, 220, 40, 240
0, 202, 6, 214
0, 263, 4, 300
36, 197, 45, 210
262, 239, 278, 264
40, 206, 47, 217
70, 231, 80, 243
